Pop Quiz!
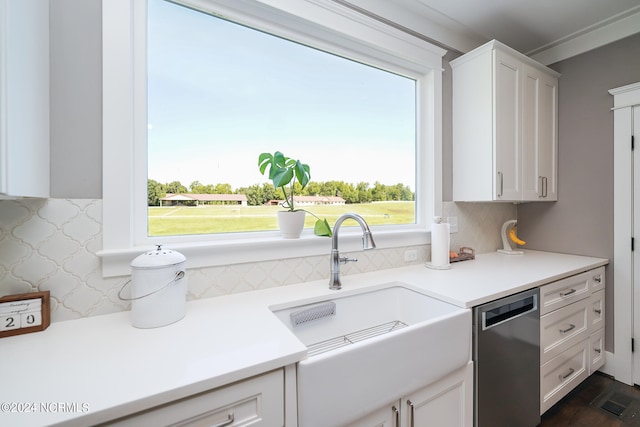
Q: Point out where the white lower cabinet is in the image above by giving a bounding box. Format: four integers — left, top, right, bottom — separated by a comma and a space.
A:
350, 362, 473, 427
590, 328, 606, 374
540, 297, 590, 364
349, 401, 399, 427
103, 369, 284, 427
540, 339, 589, 413
589, 290, 605, 332
403, 362, 472, 427
540, 267, 605, 415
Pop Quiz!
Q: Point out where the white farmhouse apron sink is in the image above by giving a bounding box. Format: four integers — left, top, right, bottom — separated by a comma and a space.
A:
270, 282, 471, 427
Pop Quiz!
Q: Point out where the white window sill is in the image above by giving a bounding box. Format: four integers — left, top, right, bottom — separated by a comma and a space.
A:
98, 227, 430, 277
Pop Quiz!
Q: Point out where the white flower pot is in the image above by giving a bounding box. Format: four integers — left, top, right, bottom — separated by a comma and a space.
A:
277, 210, 306, 239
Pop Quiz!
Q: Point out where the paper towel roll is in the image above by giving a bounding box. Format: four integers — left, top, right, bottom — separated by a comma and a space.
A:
430, 218, 450, 268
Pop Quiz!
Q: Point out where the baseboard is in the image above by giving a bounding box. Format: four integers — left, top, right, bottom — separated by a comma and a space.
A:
599, 350, 616, 378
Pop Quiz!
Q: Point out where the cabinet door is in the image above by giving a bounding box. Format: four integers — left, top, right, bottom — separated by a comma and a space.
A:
350, 401, 400, 427
493, 49, 522, 201
104, 370, 284, 427
451, 48, 495, 202
538, 72, 558, 200
540, 297, 590, 364
590, 328, 605, 374
522, 66, 542, 200
590, 266, 605, 293
541, 339, 589, 414
589, 289, 605, 332
540, 269, 591, 315
402, 362, 472, 427
522, 65, 558, 201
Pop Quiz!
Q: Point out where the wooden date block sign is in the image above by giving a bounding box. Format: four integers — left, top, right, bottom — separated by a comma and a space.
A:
0, 291, 50, 338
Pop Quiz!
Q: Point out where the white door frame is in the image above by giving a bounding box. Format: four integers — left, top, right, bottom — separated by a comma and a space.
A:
611, 82, 640, 385
634, 104, 640, 385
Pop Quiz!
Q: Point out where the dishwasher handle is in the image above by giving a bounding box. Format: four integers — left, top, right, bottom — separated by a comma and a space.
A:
481, 293, 538, 330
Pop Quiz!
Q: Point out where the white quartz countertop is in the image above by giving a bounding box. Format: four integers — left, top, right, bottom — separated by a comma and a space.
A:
0, 250, 607, 426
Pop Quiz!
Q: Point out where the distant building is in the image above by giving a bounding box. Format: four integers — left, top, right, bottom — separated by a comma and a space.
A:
160, 193, 248, 206
264, 195, 346, 206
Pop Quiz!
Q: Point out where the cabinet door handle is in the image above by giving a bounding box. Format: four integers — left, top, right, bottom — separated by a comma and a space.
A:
594, 308, 602, 314
543, 176, 548, 198
497, 171, 503, 197
559, 368, 575, 381
212, 413, 235, 427
595, 348, 602, 354
539, 176, 544, 198
538, 176, 542, 197
392, 405, 399, 427
559, 288, 577, 297
593, 275, 602, 284
559, 324, 576, 333
407, 399, 415, 427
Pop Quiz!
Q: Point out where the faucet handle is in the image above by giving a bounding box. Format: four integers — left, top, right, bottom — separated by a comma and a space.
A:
340, 256, 358, 264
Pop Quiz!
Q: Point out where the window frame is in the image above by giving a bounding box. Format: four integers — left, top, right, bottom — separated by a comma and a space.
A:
101, 0, 445, 277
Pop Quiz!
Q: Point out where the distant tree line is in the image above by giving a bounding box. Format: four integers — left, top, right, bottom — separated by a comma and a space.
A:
147, 179, 414, 206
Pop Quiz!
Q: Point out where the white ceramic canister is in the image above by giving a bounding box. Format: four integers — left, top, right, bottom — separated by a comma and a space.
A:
124, 245, 187, 328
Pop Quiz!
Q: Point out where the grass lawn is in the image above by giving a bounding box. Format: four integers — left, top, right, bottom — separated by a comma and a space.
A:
148, 202, 415, 236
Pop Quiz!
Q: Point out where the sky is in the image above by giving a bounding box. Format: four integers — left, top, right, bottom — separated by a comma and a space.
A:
146, 0, 417, 190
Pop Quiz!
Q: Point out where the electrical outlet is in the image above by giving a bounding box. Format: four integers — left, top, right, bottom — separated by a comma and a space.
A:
447, 216, 458, 233
404, 249, 418, 262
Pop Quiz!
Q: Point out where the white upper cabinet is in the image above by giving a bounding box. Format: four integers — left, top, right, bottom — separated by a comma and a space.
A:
522, 65, 559, 201
452, 40, 559, 202
0, 0, 49, 198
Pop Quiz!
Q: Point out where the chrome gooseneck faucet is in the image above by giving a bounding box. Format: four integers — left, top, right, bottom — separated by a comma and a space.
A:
329, 213, 376, 290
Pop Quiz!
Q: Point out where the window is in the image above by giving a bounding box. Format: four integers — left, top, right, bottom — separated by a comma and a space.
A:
147, 0, 418, 237
101, 0, 444, 276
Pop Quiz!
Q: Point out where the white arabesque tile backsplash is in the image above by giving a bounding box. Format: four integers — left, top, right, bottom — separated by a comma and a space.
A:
0, 199, 515, 322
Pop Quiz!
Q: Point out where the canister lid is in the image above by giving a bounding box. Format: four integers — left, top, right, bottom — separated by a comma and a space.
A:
130, 245, 186, 269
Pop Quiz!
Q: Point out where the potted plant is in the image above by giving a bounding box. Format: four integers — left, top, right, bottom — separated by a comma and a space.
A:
258, 151, 332, 238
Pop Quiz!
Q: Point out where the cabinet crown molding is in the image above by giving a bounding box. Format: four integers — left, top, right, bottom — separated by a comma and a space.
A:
450, 39, 561, 79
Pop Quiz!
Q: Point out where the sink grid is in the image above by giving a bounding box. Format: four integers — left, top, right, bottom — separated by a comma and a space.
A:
307, 320, 408, 357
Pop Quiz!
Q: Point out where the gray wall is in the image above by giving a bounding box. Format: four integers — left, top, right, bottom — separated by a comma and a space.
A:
50, 0, 102, 198
517, 32, 640, 351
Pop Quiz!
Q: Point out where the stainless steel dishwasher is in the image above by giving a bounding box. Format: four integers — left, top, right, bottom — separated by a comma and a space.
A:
473, 287, 540, 427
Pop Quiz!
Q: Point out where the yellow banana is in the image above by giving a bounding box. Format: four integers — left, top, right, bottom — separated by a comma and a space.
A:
509, 226, 526, 246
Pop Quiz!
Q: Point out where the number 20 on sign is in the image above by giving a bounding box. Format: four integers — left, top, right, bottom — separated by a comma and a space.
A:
0, 291, 50, 338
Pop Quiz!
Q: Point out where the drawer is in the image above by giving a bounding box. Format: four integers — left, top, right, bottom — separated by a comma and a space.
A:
104, 369, 284, 426
590, 266, 605, 293
590, 329, 605, 374
540, 270, 592, 315
541, 339, 589, 414
589, 289, 605, 332
541, 297, 589, 364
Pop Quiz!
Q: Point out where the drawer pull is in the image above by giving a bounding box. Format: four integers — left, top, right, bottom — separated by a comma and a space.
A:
559, 288, 577, 297
559, 368, 575, 381
593, 275, 602, 284
392, 405, 399, 427
559, 324, 576, 334
595, 348, 602, 354
407, 399, 415, 427
213, 413, 235, 427
594, 308, 602, 315
538, 176, 545, 198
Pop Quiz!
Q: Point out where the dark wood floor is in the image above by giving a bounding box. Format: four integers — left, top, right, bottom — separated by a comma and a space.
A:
541, 373, 640, 426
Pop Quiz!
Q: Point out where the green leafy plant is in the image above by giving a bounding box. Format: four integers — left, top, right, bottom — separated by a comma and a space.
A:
258, 151, 332, 237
